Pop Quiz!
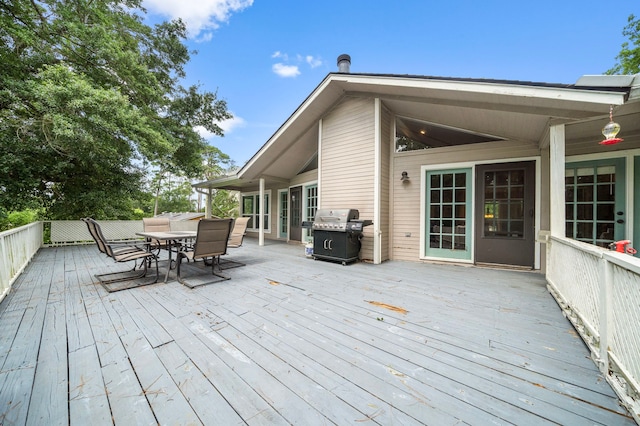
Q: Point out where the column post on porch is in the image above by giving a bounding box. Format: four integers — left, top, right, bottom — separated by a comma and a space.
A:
259, 178, 265, 246
549, 124, 566, 238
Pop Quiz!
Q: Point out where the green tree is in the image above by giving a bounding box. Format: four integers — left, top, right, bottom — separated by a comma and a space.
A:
607, 14, 640, 75
0, 0, 232, 220
156, 181, 194, 213
210, 189, 239, 218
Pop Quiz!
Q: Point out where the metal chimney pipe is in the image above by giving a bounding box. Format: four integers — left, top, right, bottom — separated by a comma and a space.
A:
337, 54, 351, 73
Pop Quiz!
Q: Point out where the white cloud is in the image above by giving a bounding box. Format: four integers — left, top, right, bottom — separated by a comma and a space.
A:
272, 63, 300, 78
195, 115, 246, 139
271, 53, 323, 77
143, 0, 253, 39
306, 55, 322, 68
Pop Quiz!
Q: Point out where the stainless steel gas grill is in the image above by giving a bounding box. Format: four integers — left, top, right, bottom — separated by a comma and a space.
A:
309, 209, 372, 265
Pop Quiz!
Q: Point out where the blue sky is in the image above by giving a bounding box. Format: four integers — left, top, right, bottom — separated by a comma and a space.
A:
142, 0, 638, 169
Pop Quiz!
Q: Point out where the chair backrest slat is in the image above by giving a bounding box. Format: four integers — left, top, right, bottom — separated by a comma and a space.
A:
83, 218, 108, 254
193, 219, 233, 259
87, 218, 116, 258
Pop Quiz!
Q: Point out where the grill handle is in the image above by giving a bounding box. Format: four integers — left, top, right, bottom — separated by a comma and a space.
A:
318, 216, 340, 222
322, 239, 333, 250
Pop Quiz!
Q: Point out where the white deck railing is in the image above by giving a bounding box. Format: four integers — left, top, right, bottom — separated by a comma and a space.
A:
546, 236, 640, 423
0, 222, 43, 303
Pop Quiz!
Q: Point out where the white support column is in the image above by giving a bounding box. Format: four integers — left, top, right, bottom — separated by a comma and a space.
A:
317, 119, 323, 208
205, 188, 212, 219
549, 124, 566, 238
373, 98, 382, 264
259, 178, 265, 246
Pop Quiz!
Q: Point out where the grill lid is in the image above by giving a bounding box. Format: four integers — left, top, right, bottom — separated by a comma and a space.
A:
312, 209, 359, 231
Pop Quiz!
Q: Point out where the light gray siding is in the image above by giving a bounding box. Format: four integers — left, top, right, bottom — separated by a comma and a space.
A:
321, 97, 376, 261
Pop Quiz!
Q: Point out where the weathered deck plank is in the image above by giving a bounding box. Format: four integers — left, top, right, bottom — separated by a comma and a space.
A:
0, 240, 635, 425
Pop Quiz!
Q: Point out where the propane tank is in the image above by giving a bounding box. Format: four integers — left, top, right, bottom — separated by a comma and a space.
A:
305, 240, 314, 258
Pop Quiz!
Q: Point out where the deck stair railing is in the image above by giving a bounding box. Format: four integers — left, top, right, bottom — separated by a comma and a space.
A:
546, 235, 640, 424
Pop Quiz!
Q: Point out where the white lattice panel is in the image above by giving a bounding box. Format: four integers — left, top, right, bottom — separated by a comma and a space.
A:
50, 220, 143, 243
610, 264, 640, 399
49, 219, 200, 244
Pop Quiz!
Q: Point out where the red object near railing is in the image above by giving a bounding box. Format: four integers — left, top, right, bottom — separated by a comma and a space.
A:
609, 240, 638, 255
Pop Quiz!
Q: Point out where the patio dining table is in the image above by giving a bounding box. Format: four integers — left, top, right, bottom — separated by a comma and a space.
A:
136, 230, 196, 283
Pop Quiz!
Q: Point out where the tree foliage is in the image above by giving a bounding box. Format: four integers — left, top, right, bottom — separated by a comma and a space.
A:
607, 14, 640, 75
0, 0, 232, 219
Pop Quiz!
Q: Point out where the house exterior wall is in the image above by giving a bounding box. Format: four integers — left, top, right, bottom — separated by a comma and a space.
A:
391, 139, 541, 263
320, 97, 376, 261
250, 171, 319, 242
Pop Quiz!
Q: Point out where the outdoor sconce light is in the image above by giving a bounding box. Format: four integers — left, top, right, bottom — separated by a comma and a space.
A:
600, 105, 624, 146
401, 171, 410, 182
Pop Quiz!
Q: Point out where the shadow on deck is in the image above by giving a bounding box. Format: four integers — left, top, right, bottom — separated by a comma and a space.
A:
0, 238, 634, 425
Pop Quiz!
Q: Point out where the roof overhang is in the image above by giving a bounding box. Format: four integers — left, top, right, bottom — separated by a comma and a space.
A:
194, 73, 635, 191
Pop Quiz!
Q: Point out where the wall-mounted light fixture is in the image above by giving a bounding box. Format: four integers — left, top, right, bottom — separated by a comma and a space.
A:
600, 105, 624, 146
401, 171, 410, 182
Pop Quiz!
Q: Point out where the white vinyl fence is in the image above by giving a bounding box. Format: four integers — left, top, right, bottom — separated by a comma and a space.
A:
546, 236, 640, 424
0, 222, 43, 303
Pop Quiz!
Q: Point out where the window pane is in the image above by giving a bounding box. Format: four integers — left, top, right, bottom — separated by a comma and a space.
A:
443, 174, 454, 188
597, 184, 615, 201
495, 171, 509, 185
576, 204, 593, 220
243, 197, 254, 214
576, 186, 593, 202
576, 222, 593, 239
596, 204, 614, 221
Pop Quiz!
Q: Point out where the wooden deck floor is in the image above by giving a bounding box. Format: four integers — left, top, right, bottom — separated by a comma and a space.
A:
0, 239, 634, 425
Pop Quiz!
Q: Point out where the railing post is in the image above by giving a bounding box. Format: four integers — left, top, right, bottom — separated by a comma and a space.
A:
599, 256, 612, 375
